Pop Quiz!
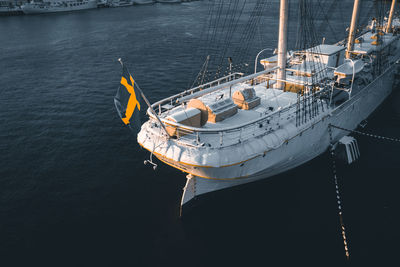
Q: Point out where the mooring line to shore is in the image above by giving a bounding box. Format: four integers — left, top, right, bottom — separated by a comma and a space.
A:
330, 124, 400, 143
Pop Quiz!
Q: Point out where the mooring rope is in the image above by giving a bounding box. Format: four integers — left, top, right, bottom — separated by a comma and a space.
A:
330, 124, 400, 143
327, 122, 400, 259
328, 125, 350, 260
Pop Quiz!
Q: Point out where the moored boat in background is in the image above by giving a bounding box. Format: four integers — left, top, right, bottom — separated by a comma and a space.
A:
133, 0, 154, 4
0, 0, 23, 15
21, 0, 97, 14
97, 0, 107, 7
108, 0, 132, 7
157, 0, 181, 3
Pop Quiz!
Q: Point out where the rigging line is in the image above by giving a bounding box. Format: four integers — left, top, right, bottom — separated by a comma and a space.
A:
211, 0, 228, 48
235, 0, 272, 74
213, 0, 235, 63
233, 0, 262, 60
199, 56, 210, 86
204, 0, 235, 81
309, 1, 322, 46
250, 1, 270, 54
338, 0, 348, 40
312, 0, 329, 19
243, 0, 269, 52
235, 0, 269, 70
201, 0, 217, 58
359, 1, 375, 29
310, 1, 329, 79
256, 16, 265, 49
186, 0, 215, 89
378, 0, 385, 26
243, 0, 276, 66
261, 0, 277, 45
298, 0, 321, 121
189, 55, 210, 90
296, 0, 308, 49
202, 2, 230, 79
203, 0, 226, 81
187, 0, 217, 88
213, 0, 240, 77
315, 0, 339, 41
373, 0, 386, 27
297, 0, 319, 50
196, 0, 215, 56
208, 0, 224, 45
206, 0, 225, 62
221, 0, 243, 48
216, 0, 247, 72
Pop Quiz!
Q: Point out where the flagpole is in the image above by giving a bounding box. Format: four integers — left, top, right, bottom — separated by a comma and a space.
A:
118, 59, 170, 138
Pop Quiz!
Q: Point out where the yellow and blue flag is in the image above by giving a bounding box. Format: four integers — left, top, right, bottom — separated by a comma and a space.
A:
114, 62, 143, 133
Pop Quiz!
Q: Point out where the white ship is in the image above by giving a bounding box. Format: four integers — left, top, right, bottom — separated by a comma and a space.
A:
116, 0, 400, 212
97, 0, 107, 7
133, 0, 154, 4
21, 0, 97, 14
108, 0, 132, 7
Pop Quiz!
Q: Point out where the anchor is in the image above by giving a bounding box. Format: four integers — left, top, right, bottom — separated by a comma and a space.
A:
144, 150, 157, 170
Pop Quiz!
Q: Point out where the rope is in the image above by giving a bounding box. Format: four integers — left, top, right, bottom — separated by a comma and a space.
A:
233, 0, 270, 73
328, 125, 350, 260
315, 0, 339, 41
189, 55, 210, 89
330, 124, 400, 143
327, 121, 400, 257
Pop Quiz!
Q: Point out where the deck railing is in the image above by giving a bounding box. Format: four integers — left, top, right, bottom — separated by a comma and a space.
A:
151, 72, 244, 115
149, 97, 329, 148
172, 103, 298, 148
147, 68, 330, 147
150, 66, 280, 116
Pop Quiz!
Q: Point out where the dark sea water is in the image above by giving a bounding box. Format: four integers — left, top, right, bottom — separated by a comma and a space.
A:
1, 1, 400, 266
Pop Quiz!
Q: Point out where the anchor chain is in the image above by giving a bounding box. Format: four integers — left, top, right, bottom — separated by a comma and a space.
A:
328, 126, 350, 260
327, 122, 400, 259
330, 124, 400, 143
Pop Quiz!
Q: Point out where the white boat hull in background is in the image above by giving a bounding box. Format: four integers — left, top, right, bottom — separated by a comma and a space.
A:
133, 0, 154, 4
157, 0, 181, 3
108, 0, 133, 7
21, 0, 97, 14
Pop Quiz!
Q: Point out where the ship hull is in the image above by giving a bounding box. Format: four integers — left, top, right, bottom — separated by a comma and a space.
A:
176, 63, 398, 206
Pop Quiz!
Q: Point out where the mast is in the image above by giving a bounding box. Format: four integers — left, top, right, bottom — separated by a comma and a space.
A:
276, 0, 288, 89
346, 0, 361, 59
386, 0, 397, 33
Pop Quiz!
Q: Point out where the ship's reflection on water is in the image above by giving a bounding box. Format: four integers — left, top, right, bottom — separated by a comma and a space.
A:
0, 1, 399, 266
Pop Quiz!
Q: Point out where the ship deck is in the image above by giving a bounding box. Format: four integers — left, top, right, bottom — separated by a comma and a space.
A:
203, 86, 297, 129
161, 83, 298, 130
